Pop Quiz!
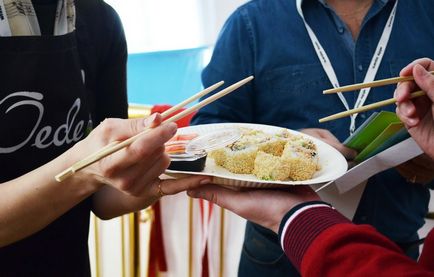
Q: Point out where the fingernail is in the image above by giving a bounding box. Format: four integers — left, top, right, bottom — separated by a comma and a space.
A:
144, 113, 157, 127
414, 64, 426, 77
168, 122, 177, 135
200, 178, 211, 185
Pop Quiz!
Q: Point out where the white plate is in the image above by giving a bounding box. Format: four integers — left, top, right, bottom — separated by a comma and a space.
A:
165, 123, 348, 188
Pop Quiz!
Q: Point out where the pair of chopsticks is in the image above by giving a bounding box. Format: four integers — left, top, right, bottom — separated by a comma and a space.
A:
55, 76, 254, 182
318, 71, 434, 123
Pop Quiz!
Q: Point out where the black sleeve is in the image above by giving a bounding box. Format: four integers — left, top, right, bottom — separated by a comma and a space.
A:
75, 0, 129, 124
93, 2, 128, 122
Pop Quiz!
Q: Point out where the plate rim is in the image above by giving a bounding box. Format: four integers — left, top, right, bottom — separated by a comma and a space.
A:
165, 123, 348, 187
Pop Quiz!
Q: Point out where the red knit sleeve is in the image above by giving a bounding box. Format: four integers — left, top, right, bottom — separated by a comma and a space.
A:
280, 206, 434, 276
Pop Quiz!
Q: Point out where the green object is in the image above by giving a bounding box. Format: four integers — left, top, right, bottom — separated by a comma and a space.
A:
344, 111, 401, 152
345, 111, 409, 162
355, 122, 406, 162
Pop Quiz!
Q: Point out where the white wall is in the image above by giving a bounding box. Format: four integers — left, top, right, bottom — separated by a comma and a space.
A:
105, 0, 248, 52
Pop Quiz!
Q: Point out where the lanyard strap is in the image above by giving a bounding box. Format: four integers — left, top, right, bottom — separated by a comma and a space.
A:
296, 0, 398, 134
0, 0, 75, 36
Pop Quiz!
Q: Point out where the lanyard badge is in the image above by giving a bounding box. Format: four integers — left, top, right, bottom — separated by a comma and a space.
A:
296, 0, 398, 134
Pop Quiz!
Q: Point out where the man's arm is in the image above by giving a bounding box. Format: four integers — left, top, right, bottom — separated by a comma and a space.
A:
280, 204, 434, 276
187, 57, 434, 276
187, 185, 434, 276
192, 8, 255, 125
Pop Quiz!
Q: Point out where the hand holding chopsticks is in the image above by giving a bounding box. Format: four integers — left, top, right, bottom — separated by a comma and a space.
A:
55, 76, 254, 182
319, 73, 429, 123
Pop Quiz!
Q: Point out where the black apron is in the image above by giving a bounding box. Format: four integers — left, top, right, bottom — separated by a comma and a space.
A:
0, 31, 93, 276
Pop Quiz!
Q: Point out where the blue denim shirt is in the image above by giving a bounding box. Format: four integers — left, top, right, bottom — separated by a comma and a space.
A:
192, 0, 434, 244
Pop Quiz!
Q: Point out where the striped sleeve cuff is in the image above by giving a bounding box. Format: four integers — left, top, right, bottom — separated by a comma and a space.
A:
278, 201, 350, 270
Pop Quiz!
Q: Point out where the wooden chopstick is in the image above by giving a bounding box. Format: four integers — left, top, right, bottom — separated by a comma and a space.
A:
323, 71, 434, 94
159, 81, 224, 119
55, 76, 253, 182
318, 90, 426, 123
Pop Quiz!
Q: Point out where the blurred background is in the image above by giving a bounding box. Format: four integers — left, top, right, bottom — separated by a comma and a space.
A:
89, 1, 250, 277
106, 0, 248, 106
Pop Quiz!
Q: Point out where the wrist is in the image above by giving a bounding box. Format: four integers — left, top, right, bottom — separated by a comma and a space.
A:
54, 144, 105, 195
268, 200, 306, 233
277, 201, 332, 238
278, 202, 350, 270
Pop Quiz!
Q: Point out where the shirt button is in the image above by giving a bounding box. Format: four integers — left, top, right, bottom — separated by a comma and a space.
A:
360, 215, 368, 221
360, 113, 366, 119
338, 27, 344, 34
358, 64, 363, 72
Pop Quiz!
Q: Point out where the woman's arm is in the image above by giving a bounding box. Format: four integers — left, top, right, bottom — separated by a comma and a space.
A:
0, 145, 101, 247
0, 115, 210, 246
